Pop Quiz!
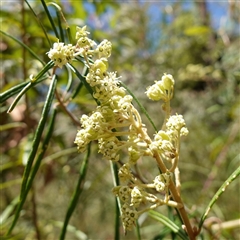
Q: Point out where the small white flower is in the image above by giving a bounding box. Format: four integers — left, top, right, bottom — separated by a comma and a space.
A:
162, 73, 175, 91
130, 186, 143, 207
76, 25, 90, 39
166, 114, 187, 132
96, 39, 112, 58
145, 84, 164, 101
47, 41, 75, 68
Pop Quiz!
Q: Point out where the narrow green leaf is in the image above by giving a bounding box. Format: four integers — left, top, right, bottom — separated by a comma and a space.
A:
22, 133, 34, 166
68, 63, 99, 104
41, 147, 77, 164
66, 27, 72, 44
0, 81, 29, 103
114, 197, 120, 240
0, 179, 22, 190
26, 108, 57, 189
0, 75, 47, 104
0, 161, 22, 172
41, 0, 59, 39
56, 10, 65, 42
0, 122, 26, 131
110, 162, 120, 240
0, 197, 19, 225
53, 221, 88, 240
135, 220, 141, 240
199, 166, 240, 230
66, 65, 73, 92
31, 60, 54, 83
20, 75, 57, 196
7, 82, 32, 113
59, 144, 91, 240
6, 75, 57, 236
71, 82, 83, 100
8, 109, 58, 232
6, 61, 54, 113
0, 29, 45, 65
7, 109, 57, 234
148, 210, 188, 240
70, 65, 88, 99
47, 2, 66, 42
25, 0, 52, 47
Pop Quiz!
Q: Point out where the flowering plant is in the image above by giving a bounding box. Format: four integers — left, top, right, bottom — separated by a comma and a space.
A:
46, 25, 196, 237
2, 3, 239, 239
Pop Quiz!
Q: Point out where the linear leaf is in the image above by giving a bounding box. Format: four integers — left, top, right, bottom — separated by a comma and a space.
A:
0, 29, 45, 65
110, 162, 120, 240
6, 75, 57, 236
25, 0, 51, 46
41, 0, 59, 39
0, 197, 19, 225
199, 166, 240, 230
47, 2, 66, 42
148, 210, 188, 240
6, 61, 54, 112
59, 144, 91, 240
0, 76, 46, 104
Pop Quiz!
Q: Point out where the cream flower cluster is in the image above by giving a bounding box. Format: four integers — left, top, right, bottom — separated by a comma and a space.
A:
112, 170, 178, 232
145, 73, 175, 101
150, 114, 188, 162
73, 28, 149, 169
75, 25, 96, 52
47, 42, 75, 68
47, 25, 97, 68
52, 26, 190, 232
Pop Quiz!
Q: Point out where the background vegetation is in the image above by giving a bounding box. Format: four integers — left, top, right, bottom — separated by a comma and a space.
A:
1, 0, 239, 239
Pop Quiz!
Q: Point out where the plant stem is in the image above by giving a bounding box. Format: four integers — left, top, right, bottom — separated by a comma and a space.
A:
162, 100, 171, 130
154, 153, 196, 240
54, 89, 80, 126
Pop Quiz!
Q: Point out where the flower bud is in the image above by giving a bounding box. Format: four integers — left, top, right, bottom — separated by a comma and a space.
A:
93, 58, 108, 73
146, 85, 164, 101
162, 74, 175, 91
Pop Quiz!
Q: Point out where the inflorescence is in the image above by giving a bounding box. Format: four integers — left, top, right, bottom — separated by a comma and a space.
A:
47, 26, 189, 233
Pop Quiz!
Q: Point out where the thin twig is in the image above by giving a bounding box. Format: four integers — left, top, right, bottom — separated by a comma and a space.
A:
154, 152, 196, 239
54, 89, 81, 126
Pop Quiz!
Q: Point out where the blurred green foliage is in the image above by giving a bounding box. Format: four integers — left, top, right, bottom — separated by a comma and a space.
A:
1, 1, 239, 239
